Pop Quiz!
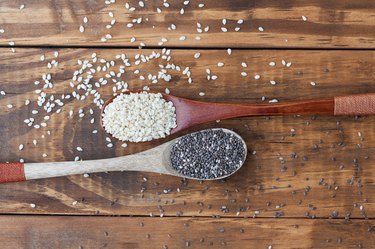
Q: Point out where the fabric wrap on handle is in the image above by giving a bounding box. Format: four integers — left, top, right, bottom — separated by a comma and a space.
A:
334, 94, 375, 115
0, 162, 25, 183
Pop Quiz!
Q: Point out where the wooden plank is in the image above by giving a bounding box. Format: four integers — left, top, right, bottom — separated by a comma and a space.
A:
0, 48, 375, 218
0, 215, 373, 249
1, 0, 375, 48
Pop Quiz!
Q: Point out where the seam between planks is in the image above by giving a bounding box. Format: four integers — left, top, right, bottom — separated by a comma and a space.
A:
2, 45, 375, 51
0, 213, 372, 220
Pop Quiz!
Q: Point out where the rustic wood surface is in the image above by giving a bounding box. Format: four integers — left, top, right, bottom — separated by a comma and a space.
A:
1, 0, 375, 248
0, 0, 375, 48
0, 216, 374, 249
0, 48, 374, 220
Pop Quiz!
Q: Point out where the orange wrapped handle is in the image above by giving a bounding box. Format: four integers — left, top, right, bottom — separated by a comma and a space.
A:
0, 162, 25, 183
335, 93, 375, 115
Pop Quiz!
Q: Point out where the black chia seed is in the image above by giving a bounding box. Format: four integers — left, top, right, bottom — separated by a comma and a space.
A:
170, 129, 246, 180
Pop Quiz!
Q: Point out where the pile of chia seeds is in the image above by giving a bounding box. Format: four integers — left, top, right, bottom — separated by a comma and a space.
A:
170, 129, 246, 179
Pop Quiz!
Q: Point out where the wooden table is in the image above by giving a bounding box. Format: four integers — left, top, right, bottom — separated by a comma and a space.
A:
0, 1, 374, 248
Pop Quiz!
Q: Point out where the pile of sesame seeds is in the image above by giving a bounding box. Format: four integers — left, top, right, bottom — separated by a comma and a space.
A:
170, 129, 246, 179
102, 92, 177, 142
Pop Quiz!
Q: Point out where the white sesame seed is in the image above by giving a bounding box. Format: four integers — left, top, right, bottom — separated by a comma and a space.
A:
83, 16, 88, 23
76, 147, 83, 152
302, 16, 308, 21
258, 27, 264, 32
227, 48, 232, 55
254, 74, 261, 80
217, 62, 224, 67
199, 92, 205, 96
30, 203, 36, 208
310, 81, 316, 86
19, 144, 24, 150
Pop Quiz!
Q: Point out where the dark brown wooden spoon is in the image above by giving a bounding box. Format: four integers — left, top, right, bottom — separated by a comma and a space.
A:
101, 90, 375, 136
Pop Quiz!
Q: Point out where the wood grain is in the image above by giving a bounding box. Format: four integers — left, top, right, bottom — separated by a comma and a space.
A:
0, 0, 375, 48
0, 215, 373, 249
0, 48, 374, 218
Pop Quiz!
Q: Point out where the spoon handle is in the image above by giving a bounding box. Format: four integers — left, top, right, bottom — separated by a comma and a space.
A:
200, 93, 375, 120
0, 160, 118, 183
0, 148, 168, 183
262, 93, 375, 116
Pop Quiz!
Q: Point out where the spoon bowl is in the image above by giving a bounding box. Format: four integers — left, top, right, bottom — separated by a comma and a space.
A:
0, 129, 247, 183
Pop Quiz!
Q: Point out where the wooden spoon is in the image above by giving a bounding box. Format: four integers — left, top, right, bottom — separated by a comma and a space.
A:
0, 129, 247, 183
102, 91, 375, 136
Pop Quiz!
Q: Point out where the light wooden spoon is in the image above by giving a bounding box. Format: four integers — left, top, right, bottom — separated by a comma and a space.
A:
0, 129, 247, 183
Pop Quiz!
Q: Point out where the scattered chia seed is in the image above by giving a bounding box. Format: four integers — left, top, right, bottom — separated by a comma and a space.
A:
170, 129, 246, 179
